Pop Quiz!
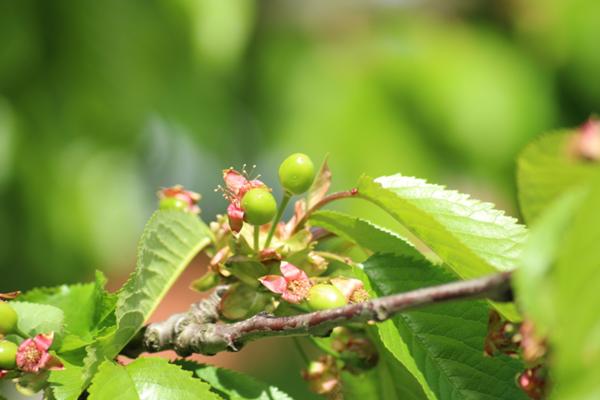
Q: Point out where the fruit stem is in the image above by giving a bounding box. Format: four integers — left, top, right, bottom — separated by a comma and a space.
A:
292, 188, 358, 234
253, 225, 260, 253
15, 327, 28, 339
264, 192, 291, 248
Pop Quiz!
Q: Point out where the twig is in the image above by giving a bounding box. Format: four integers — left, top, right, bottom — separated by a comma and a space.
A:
129, 272, 512, 357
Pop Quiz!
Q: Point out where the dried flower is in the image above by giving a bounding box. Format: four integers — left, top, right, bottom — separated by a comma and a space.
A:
259, 262, 312, 304
220, 169, 266, 233
330, 278, 369, 303
16, 333, 63, 373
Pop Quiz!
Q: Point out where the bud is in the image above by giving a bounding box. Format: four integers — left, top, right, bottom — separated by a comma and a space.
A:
158, 185, 201, 214
330, 327, 378, 372
520, 320, 547, 366
517, 366, 546, 399
302, 356, 341, 397
483, 310, 520, 357
570, 118, 600, 161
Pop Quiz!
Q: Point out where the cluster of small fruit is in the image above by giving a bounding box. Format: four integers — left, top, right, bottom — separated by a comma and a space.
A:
158, 153, 367, 314
0, 300, 62, 382
158, 154, 378, 397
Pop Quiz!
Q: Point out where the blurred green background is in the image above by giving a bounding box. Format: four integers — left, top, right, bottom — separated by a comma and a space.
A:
1, 0, 599, 397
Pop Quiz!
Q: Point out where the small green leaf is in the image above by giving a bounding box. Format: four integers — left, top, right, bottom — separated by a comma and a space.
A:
177, 360, 293, 400
55, 210, 213, 399
20, 282, 101, 340
517, 130, 599, 224
10, 302, 64, 337
364, 254, 527, 400
88, 358, 220, 400
226, 258, 268, 287
92, 270, 117, 331
308, 210, 421, 260
358, 174, 527, 279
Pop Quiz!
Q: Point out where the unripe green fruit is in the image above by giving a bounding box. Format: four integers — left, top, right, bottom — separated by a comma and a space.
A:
307, 284, 347, 311
241, 188, 277, 226
0, 301, 18, 335
278, 153, 315, 195
0, 340, 17, 370
159, 197, 187, 211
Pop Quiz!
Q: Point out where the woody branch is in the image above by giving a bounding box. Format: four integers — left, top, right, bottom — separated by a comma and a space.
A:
122, 272, 513, 358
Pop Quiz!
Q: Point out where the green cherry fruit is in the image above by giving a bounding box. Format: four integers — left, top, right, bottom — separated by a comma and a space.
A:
307, 284, 347, 311
241, 188, 277, 226
0, 301, 18, 335
278, 153, 315, 195
0, 340, 17, 370
159, 197, 187, 211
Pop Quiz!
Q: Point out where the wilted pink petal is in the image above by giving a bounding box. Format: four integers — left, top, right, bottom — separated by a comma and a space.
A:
223, 169, 249, 195
259, 248, 281, 262
227, 203, 244, 233
280, 262, 308, 281
259, 275, 287, 294
210, 246, 231, 267
33, 333, 53, 351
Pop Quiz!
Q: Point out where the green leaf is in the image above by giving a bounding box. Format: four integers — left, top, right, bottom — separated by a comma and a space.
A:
358, 174, 527, 279
517, 131, 599, 224
514, 188, 587, 334
177, 360, 293, 400
20, 282, 97, 339
308, 210, 422, 260
550, 173, 600, 399
10, 302, 64, 337
50, 210, 213, 400
88, 358, 220, 400
364, 254, 527, 400
49, 361, 86, 400
114, 210, 212, 342
376, 319, 435, 400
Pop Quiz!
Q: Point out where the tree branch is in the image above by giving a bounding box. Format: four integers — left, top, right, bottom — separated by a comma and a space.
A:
133, 272, 512, 357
